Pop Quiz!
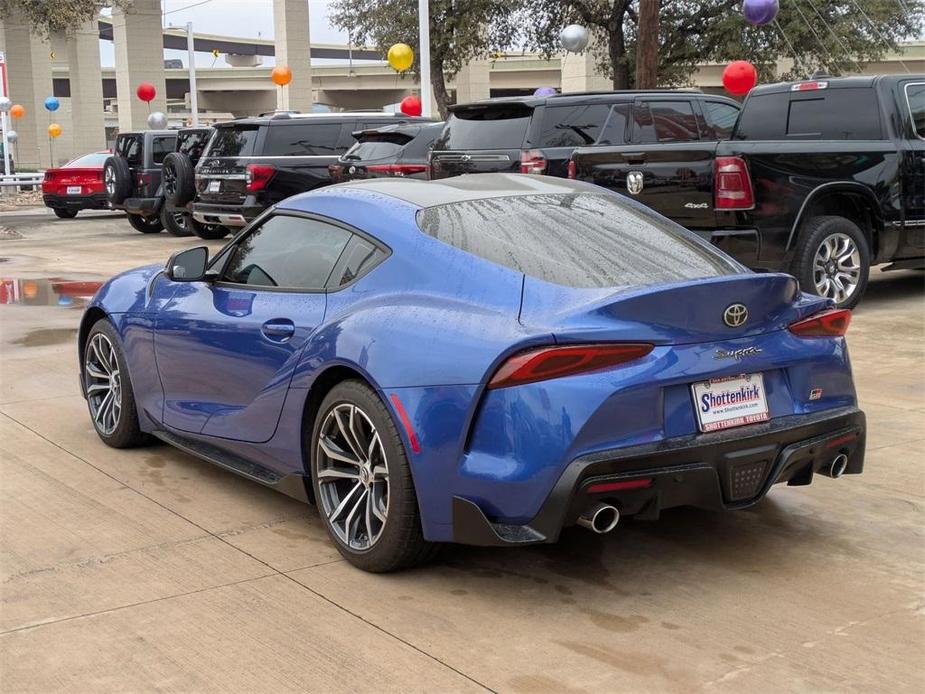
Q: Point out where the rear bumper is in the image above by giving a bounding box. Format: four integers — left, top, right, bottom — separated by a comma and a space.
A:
191, 201, 263, 228
43, 193, 109, 211
452, 406, 865, 546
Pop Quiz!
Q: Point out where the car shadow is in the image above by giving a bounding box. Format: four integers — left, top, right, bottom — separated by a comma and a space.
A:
857, 268, 923, 309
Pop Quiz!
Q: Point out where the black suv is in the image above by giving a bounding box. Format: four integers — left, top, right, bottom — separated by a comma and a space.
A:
191, 112, 428, 236
430, 91, 741, 180
330, 121, 442, 182
104, 130, 177, 233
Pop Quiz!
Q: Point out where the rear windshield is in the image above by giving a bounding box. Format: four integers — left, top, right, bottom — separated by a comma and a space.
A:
417, 193, 739, 288
537, 103, 613, 147
206, 126, 259, 157
343, 134, 412, 161
263, 122, 344, 156
64, 152, 109, 168
735, 88, 882, 140
435, 105, 532, 150
177, 129, 212, 159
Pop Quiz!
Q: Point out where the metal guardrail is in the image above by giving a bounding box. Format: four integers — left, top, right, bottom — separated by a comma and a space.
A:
0, 172, 44, 189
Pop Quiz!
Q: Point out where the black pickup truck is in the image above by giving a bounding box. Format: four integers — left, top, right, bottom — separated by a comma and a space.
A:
570, 75, 925, 307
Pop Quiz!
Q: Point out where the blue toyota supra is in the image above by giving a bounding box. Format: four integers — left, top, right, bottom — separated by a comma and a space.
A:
78, 174, 865, 572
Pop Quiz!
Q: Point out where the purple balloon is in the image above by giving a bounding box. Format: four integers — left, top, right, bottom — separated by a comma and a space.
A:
534, 87, 557, 97
743, 0, 779, 26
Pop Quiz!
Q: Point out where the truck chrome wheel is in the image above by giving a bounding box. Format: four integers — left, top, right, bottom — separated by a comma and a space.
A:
84, 333, 122, 436
316, 403, 390, 551
813, 233, 861, 305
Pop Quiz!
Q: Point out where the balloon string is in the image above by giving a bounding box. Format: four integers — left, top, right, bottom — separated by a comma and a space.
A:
804, 0, 863, 72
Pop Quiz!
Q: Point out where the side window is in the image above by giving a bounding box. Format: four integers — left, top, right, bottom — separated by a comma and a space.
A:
263, 123, 343, 156
786, 89, 882, 139
597, 103, 631, 145
702, 101, 740, 140
536, 104, 613, 147
646, 101, 700, 142
223, 215, 351, 289
904, 82, 925, 139
327, 235, 387, 288
631, 102, 656, 143
151, 136, 176, 164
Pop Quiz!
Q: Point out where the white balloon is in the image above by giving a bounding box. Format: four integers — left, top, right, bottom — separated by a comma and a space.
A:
6, 130, 18, 143
147, 111, 168, 129
560, 24, 590, 53
0, 96, 11, 113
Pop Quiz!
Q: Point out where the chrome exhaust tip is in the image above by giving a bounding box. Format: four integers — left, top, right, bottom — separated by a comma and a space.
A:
577, 503, 620, 534
828, 453, 849, 479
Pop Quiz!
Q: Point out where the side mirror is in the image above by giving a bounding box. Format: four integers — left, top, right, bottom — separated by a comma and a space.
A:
165, 246, 209, 281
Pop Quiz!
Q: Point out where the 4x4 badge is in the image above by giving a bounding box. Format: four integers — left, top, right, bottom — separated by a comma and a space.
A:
626, 171, 644, 195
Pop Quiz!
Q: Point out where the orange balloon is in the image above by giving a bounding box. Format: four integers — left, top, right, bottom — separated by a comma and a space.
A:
22, 281, 38, 299
271, 65, 292, 86
10, 104, 25, 119
48, 123, 62, 138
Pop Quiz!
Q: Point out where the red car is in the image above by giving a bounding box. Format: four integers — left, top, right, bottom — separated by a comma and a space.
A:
42, 151, 111, 218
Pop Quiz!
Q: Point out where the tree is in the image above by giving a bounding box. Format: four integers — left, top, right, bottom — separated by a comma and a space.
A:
0, 0, 127, 36
516, 0, 925, 90
329, 0, 518, 118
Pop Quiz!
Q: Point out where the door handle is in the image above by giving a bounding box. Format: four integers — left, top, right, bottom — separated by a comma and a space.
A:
261, 319, 295, 341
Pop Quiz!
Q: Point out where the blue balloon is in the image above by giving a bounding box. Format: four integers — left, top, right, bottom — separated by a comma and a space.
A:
44, 96, 60, 112
743, 0, 779, 26
533, 87, 557, 97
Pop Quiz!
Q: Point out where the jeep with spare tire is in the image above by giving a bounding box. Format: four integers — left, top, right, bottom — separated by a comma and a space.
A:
104, 130, 177, 234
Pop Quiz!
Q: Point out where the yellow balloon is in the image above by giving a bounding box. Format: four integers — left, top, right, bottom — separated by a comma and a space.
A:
387, 43, 414, 72
48, 123, 62, 138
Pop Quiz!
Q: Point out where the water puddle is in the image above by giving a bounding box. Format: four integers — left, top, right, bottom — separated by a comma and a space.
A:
13, 327, 79, 347
0, 277, 104, 308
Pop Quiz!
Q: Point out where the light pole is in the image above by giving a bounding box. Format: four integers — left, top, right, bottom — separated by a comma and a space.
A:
0, 51, 11, 177
418, 0, 432, 117
186, 22, 200, 126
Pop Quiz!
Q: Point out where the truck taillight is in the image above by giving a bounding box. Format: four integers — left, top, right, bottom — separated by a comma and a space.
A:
520, 149, 547, 175
366, 164, 429, 177
714, 156, 754, 210
245, 164, 276, 192
567, 160, 577, 179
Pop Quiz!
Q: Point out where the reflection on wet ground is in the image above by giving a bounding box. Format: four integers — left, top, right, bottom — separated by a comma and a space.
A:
13, 327, 79, 347
0, 277, 103, 309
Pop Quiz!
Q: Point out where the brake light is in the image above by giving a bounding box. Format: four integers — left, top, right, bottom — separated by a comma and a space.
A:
791, 81, 828, 92
366, 163, 429, 177
488, 343, 654, 389
520, 149, 547, 175
567, 160, 577, 179
245, 163, 276, 192
714, 156, 754, 210
789, 309, 851, 337
43, 171, 55, 182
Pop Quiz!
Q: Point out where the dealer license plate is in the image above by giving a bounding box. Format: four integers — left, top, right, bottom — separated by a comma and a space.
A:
692, 373, 769, 432
208, 180, 221, 193
66, 186, 81, 195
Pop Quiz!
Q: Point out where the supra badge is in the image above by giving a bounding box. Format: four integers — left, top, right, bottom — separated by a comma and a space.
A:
723, 303, 748, 327
714, 346, 763, 361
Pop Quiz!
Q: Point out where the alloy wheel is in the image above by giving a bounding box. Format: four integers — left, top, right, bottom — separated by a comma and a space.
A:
164, 164, 176, 197
84, 333, 122, 436
812, 232, 861, 304
316, 403, 390, 550
104, 166, 115, 197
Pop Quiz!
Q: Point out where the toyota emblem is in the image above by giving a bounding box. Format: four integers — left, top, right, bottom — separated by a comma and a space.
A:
723, 303, 748, 327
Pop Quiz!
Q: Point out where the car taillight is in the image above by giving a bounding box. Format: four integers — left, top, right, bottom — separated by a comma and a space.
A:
43, 171, 55, 182
714, 156, 754, 210
789, 309, 852, 337
520, 149, 547, 175
488, 343, 654, 389
246, 164, 276, 192
366, 164, 429, 177
567, 160, 577, 179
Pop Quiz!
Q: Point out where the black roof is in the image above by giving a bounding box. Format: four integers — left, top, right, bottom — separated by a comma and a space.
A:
329, 172, 597, 208
749, 74, 925, 97
216, 112, 431, 128
449, 88, 737, 113
351, 121, 444, 139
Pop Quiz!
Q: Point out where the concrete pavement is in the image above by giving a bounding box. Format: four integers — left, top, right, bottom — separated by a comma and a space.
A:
1, 210, 923, 693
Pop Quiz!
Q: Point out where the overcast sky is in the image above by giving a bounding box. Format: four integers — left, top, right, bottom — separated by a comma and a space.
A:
99, 0, 362, 68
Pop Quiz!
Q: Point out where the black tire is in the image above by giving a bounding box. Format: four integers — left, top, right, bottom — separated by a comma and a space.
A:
310, 380, 439, 573
162, 152, 196, 206
83, 319, 149, 449
126, 212, 164, 234
103, 156, 132, 205
791, 215, 870, 309
160, 206, 194, 237
189, 217, 230, 240
53, 208, 78, 219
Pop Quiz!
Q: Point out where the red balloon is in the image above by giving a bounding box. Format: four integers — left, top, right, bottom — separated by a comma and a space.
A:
722, 61, 758, 96
136, 82, 156, 103
400, 95, 422, 117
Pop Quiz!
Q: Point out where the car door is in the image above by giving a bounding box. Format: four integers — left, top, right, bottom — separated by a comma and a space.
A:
899, 80, 925, 248
624, 97, 720, 229
154, 212, 352, 442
